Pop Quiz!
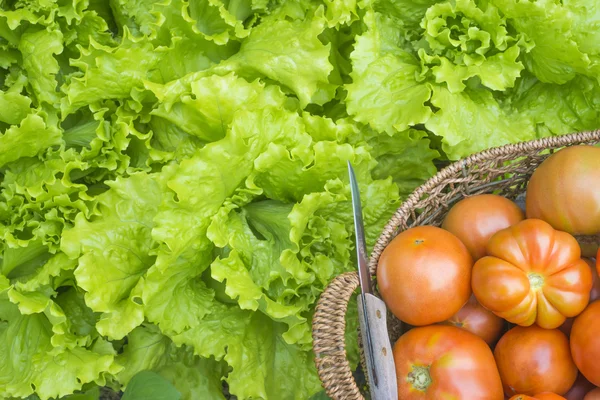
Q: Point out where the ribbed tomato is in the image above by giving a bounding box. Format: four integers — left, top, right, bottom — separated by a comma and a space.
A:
442, 194, 524, 260
377, 226, 473, 326
393, 325, 504, 399
443, 295, 505, 346
494, 325, 577, 396
571, 301, 600, 387
526, 145, 600, 235
560, 259, 600, 336
472, 219, 593, 329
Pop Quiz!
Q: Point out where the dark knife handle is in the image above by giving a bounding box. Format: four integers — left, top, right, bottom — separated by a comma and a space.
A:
358, 293, 398, 400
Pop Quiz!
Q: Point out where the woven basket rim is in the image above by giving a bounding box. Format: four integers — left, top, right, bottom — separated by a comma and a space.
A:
312, 129, 600, 400
367, 129, 600, 273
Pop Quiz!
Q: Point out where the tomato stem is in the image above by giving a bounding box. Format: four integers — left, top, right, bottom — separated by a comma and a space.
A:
527, 272, 544, 289
407, 365, 431, 391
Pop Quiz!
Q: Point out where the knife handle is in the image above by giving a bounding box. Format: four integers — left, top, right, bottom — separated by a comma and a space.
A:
358, 293, 398, 400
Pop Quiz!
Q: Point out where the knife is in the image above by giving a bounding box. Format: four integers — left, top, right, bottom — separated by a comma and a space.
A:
348, 161, 398, 400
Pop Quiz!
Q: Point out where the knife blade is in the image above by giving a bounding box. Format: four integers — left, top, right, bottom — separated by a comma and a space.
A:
348, 161, 398, 400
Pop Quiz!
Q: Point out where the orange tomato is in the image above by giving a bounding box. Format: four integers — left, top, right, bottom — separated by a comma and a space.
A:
494, 325, 577, 396
393, 325, 504, 399
509, 394, 566, 400
472, 219, 593, 329
377, 225, 473, 326
585, 388, 600, 400
443, 295, 505, 346
571, 301, 600, 387
442, 194, 524, 260
560, 259, 600, 336
526, 145, 600, 235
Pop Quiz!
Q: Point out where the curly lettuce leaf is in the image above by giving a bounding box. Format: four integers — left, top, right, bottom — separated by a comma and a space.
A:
420, 0, 531, 92
0, 299, 121, 400
117, 325, 226, 400
220, 9, 336, 107
491, 0, 590, 84
425, 85, 535, 159
346, 10, 432, 133
172, 304, 321, 400
60, 173, 164, 339
0, 113, 62, 168
510, 75, 600, 137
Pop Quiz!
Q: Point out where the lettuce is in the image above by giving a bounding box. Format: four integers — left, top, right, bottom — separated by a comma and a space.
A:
1, 0, 600, 399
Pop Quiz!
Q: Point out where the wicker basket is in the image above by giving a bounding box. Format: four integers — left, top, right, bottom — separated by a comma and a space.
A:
311, 130, 600, 399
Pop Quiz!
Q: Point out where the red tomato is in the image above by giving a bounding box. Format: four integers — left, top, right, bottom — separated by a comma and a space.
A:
494, 325, 577, 396
560, 259, 600, 336
509, 394, 566, 400
393, 325, 504, 399
443, 295, 506, 346
564, 373, 596, 400
442, 194, 524, 260
571, 301, 600, 387
585, 388, 600, 400
472, 219, 593, 329
526, 145, 600, 235
377, 226, 473, 326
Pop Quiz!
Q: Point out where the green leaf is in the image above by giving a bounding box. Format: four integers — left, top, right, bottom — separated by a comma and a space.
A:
0, 91, 31, 124
117, 325, 227, 400
492, 0, 590, 84
368, 128, 439, 196
346, 10, 432, 133
18, 27, 63, 106
220, 9, 336, 107
510, 74, 600, 137
425, 85, 536, 159
0, 300, 121, 400
61, 174, 164, 339
121, 371, 182, 400
172, 305, 322, 400
0, 113, 62, 168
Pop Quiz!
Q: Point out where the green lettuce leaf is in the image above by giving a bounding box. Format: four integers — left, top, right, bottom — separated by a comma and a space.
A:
346, 10, 432, 133
117, 325, 226, 400
492, 0, 590, 84
61, 173, 164, 339
0, 113, 62, 168
0, 298, 121, 400
220, 8, 336, 107
172, 304, 322, 400
425, 85, 536, 159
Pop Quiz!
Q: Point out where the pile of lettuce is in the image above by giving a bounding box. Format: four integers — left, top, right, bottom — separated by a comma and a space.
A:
1, 0, 599, 399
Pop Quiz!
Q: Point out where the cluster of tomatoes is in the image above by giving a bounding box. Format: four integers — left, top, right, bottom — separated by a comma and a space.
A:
376, 145, 600, 399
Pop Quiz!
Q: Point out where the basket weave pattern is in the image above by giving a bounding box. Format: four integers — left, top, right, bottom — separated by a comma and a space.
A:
312, 130, 600, 399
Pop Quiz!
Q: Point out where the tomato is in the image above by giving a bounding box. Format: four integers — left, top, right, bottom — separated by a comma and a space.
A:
585, 388, 600, 400
392, 324, 504, 399
526, 145, 600, 235
564, 373, 596, 400
471, 219, 593, 329
442, 194, 524, 260
571, 301, 600, 387
494, 325, 577, 396
560, 259, 600, 336
377, 226, 473, 326
442, 295, 505, 346
509, 394, 566, 400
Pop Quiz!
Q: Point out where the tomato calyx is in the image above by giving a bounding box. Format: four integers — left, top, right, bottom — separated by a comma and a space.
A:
528, 272, 545, 290
407, 365, 431, 391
